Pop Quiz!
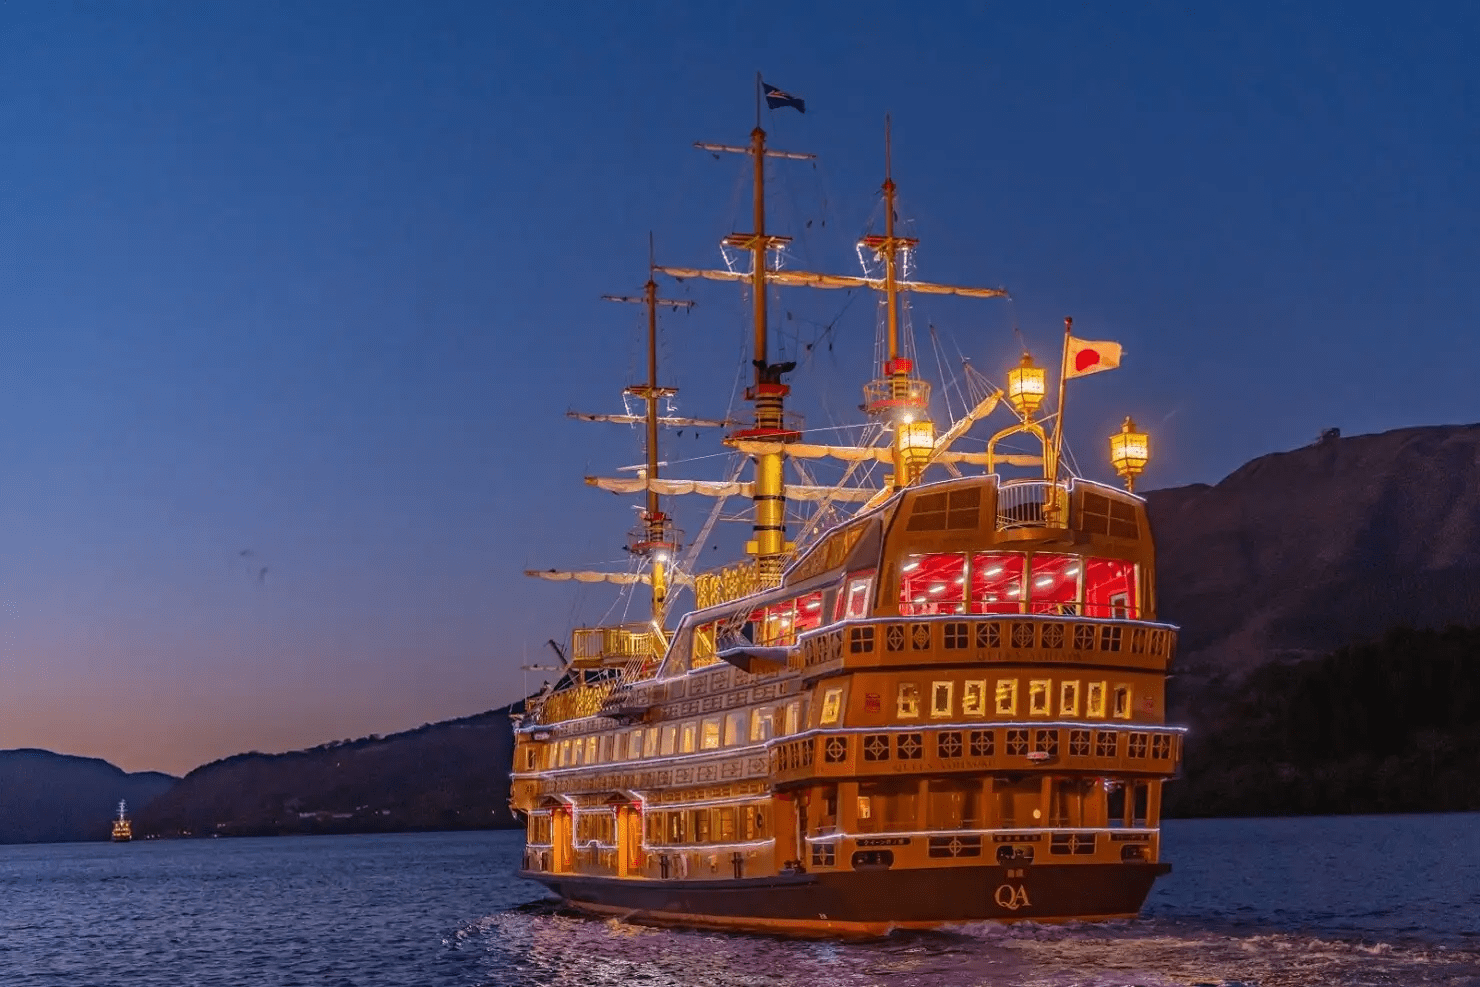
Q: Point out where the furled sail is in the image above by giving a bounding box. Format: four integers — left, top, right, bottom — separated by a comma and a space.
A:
655, 266, 1009, 300
726, 441, 1041, 469
568, 411, 731, 428
524, 569, 693, 586
584, 476, 877, 503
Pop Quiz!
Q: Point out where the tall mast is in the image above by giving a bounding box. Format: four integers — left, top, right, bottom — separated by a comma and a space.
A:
695, 119, 814, 587
861, 117, 934, 488
603, 241, 693, 621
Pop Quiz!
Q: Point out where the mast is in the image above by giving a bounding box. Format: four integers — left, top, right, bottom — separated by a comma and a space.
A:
861, 117, 934, 488
603, 241, 693, 621
694, 122, 814, 587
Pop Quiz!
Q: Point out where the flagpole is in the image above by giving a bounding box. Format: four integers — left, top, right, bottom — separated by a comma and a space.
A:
1048, 316, 1072, 491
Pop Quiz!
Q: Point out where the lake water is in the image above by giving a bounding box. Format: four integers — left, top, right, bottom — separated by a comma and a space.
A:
1, 815, 1476, 986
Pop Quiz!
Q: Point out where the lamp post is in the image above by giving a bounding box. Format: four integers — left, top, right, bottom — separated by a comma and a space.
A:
1109, 416, 1150, 492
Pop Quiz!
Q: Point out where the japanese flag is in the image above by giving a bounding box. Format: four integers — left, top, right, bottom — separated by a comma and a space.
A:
1065, 337, 1123, 379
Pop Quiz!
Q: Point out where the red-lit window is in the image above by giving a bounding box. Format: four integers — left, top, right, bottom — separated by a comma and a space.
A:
970, 552, 1025, 614
898, 554, 967, 616
750, 600, 795, 645
1028, 554, 1081, 615
1084, 559, 1137, 618
794, 591, 825, 635
838, 570, 875, 621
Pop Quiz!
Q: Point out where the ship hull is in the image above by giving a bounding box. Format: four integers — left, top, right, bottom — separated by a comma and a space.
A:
520, 862, 1171, 937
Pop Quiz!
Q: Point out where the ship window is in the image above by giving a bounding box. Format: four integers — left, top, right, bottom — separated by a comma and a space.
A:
717, 807, 736, 841
750, 707, 775, 742
1113, 685, 1133, 719
660, 726, 677, 756
784, 701, 801, 736
995, 679, 1018, 715
856, 795, 872, 820
628, 729, 644, 760
971, 552, 1026, 614
1028, 553, 1081, 615
859, 780, 920, 832
842, 570, 875, 620
693, 623, 717, 667
1084, 559, 1137, 619
896, 683, 920, 718
753, 600, 796, 646
1029, 680, 1051, 716
557, 740, 568, 767
644, 727, 658, 757
928, 778, 982, 830
723, 712, 744, 746
1152, 734, 1172, 760
898, 553, 967, 616
1087, 682, 1107, 718
931, 681, 954, 718
820, 688, 844, 725
585, 736, 597, 764
963, 680, 986, 716
599, 735, 613, 762
667, 811, 687, 844
794, 591, 825, 635
1060, 680, 1081, 717
699, 719, 719, 751
740, 805, 767, 840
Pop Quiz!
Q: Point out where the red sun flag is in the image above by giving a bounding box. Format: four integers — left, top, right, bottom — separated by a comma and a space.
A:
1065, 337, 1123, 379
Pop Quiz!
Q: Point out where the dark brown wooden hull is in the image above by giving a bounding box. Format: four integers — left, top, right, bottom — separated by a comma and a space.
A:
520, 862, 1171, 937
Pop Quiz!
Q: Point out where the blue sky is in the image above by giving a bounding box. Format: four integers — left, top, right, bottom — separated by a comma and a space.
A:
0, 1, 1475, 772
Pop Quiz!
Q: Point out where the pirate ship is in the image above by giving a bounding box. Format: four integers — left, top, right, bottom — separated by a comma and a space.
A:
112, 800, 132, 843
509, 88, 1180, 936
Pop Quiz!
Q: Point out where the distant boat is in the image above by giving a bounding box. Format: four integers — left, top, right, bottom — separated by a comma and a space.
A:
111, 800, 132, 843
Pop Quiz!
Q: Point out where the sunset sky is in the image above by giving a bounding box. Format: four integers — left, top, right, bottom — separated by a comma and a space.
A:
1, 2, 1475, 775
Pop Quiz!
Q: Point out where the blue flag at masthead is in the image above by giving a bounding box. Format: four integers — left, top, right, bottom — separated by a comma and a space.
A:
762, 82, 806, 114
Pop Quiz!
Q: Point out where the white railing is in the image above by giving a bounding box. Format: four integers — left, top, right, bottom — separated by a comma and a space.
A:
996, 480, 1069, 530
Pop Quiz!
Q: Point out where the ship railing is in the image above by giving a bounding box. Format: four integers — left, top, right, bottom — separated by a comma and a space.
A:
694, 560, 781, 611
996, 479, 1070, 531
571, 623, 659, 665
531, 681, 615, 724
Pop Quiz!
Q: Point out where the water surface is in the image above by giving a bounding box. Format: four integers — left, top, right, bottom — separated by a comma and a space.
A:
1, 814, 1475, 986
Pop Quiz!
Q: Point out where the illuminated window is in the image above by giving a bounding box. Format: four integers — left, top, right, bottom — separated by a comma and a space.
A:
1028, 553, 1081, 615
897, 683, 920, 718
971, 552, 1026, 614
1113, 685, 1133, 719
1085, 559, 1137, 619
820, 688, 844, 726
856, 795, 872, 820
898, 553, 967, 616
1060, 680, 1080, 717
570, 741, 582, 766
628, 729, 644, 760
995, 679, 1018, 715
784, 701, 801, 736
750, 707, 775, 742
585, 737, 597, 764
931, 681, 954, 718
1087, 682, 1107, 718
660, 726, 677, 756
794, 591, 825, 634
602, 735, 616, 761
963, 680, 986, 716
643, 727, 658, 757
723, 712, 744, 746
697, 720, 717, 751
841, 571, 875, 620
1029, 680, 1051, 716
557, 740, 569, 767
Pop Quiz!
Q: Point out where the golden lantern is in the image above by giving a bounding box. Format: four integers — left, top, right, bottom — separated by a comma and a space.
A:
1109, 416, 1150, 491
1005, 353, 1046, 417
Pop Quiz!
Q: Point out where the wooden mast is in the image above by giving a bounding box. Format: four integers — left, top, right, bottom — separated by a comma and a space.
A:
602, 237, 693, 621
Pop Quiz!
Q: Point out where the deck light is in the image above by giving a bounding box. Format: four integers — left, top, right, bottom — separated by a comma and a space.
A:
1006, 353, 1046, 417
1109, 416, 1150, 492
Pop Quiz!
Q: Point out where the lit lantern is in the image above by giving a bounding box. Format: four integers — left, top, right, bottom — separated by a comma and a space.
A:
1109, 416, 1150, 491
1006, 353, 1046, 417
